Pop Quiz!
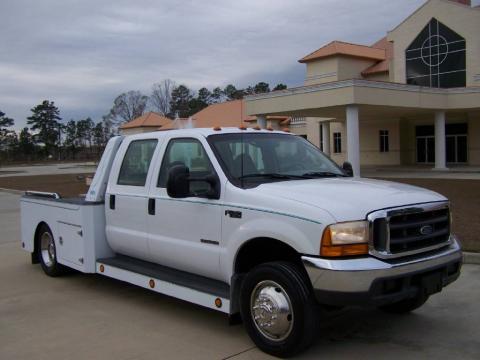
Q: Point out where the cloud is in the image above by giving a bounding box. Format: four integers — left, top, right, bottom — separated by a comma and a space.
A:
0, 0, 428, 129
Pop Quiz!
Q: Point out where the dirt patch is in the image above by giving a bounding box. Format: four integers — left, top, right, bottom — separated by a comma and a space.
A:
378, 178, 480, 252
0, 171, 25, 175
0, 174, 92, 198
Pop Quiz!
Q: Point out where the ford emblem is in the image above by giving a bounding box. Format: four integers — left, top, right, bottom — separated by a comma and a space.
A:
420, 225, 433, 235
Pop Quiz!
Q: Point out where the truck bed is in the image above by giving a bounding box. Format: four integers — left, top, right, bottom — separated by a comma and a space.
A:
21, 193, 114, 273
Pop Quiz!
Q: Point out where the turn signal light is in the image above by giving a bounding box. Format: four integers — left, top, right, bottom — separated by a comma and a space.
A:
320, 226, 369, 257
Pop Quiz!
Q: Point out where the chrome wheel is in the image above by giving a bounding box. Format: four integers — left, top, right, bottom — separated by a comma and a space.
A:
40, 231, 55, 268
250, 280, 294, 342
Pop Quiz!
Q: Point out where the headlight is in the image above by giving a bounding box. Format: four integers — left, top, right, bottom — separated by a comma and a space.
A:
321, 221, 369, 257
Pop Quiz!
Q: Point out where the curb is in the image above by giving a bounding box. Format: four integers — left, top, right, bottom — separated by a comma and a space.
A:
463, 252, 480, 265
0, 187, 24, 195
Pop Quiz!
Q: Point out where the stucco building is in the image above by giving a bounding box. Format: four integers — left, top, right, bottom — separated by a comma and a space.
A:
246, 0, 480, 175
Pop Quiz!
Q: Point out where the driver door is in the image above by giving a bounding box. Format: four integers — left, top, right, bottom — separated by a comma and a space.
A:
147, 136, 223, 281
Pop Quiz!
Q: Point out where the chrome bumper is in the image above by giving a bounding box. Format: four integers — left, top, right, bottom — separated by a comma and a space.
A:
302, 236, 462, 305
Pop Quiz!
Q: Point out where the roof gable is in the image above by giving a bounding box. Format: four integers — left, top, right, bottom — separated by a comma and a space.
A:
120, 112, 172, 129
299, 41, 386, 63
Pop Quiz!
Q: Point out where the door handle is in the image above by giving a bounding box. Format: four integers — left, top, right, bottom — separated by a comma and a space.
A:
148, 198, 155, 215
109, 194, 115, 210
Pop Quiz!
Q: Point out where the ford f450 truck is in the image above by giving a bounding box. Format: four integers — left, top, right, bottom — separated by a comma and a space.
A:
21, 128, 462, 357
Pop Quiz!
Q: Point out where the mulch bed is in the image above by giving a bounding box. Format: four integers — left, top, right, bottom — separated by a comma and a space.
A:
0, 174, 477, 251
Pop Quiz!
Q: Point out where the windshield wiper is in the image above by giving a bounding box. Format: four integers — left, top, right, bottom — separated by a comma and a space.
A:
301, 171, 346, 178
238, 173, 310, 180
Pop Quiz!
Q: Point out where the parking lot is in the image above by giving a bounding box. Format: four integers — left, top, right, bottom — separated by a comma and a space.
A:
1, 190, 479, 359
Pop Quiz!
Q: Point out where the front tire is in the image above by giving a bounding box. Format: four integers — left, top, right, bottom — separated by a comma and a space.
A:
379, 293, 429, 314
240, 262, 318, 358
38, 224, 66, 277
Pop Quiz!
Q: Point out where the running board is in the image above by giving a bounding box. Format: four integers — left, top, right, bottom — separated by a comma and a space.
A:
96, 255, 231, 314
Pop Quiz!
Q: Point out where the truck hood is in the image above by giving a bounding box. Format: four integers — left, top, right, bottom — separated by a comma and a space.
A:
256, 177, 446, 222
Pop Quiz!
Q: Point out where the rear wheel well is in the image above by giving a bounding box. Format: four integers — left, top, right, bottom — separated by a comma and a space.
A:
32, 221, 49, 263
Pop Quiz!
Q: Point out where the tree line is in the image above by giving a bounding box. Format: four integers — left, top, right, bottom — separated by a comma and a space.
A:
0, 101, 110, 164
104, 80, 287, 126
0, 80, 286, 164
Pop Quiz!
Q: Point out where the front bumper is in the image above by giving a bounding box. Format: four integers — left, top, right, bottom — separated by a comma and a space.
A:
302, 236, 462, 306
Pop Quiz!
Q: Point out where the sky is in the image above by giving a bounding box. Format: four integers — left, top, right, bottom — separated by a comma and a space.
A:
1, 0, 475, 130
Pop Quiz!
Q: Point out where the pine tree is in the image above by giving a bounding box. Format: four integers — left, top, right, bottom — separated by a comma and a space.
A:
0, 110, 15, 150
169, 85, 193, 118
27, 100, 62, 153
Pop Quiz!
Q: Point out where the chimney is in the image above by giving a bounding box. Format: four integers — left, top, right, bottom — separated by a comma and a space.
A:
450, 0, 471, 6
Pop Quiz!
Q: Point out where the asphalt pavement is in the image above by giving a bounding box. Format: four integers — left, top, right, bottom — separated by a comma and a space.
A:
1, 191, 479, 359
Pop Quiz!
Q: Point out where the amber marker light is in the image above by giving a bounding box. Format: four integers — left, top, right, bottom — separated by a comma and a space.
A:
99, 264, 105, 273
320, 221, 369, 257
149, 279, 155, 288
266, 127, 274, 131
213, 126, 222, 131
282, 128, 291, 133
254, 126, 261, 130
239, 125, 247, 130
215, 298, 222, 308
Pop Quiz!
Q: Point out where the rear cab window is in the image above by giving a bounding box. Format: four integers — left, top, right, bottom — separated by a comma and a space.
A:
118, 139, 158, 186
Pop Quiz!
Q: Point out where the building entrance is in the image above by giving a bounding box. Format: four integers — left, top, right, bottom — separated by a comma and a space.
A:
415, 124, 467, 164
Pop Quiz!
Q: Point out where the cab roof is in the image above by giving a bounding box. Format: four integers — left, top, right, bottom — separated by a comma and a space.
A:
122, 127, 293, 140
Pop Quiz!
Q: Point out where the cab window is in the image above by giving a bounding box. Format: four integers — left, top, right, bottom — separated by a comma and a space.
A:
158, 138, 214, 189
118, 139, 158, 186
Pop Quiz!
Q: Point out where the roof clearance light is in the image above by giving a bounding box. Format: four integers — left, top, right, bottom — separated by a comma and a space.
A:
266, 127, 274, 131
213, 126, 222, 131
149, 279, 155, 288
254, 126, 261, 130
239, 125, 247, 130
282, 128, 291, 133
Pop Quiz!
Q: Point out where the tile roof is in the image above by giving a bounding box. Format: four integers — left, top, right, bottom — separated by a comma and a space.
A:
299, 41, 386, 63
123, 101, 291, 132
119, 112, 172, 129
361, 37, 394, 76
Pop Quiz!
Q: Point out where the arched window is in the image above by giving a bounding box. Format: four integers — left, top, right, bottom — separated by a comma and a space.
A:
406, 18, 466, 88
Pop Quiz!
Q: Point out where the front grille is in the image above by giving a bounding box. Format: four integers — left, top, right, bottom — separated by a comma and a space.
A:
369, 202, 451, 258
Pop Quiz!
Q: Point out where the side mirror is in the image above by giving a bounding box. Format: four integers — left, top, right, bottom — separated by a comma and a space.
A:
167, 165, 190, 198
342, 161, 354, 177
166, 164, 221, 200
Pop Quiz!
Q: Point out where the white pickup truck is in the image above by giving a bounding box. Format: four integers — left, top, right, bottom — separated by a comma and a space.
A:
21, 128, 462, 357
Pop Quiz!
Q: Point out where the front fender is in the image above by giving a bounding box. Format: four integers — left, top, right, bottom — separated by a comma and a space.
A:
221, 214, 324, 282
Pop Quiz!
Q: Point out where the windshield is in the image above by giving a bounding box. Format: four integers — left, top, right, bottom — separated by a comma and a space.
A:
207, 132, 345, 188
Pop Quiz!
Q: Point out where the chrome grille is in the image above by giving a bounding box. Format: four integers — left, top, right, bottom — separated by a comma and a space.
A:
368, 202, 451, 259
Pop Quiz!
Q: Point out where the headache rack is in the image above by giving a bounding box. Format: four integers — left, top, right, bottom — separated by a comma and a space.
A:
367, 201, 451, 259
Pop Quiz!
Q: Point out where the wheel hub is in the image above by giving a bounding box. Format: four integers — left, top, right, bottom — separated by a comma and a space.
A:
40, 232, 55, 267
251, 280, 293, 342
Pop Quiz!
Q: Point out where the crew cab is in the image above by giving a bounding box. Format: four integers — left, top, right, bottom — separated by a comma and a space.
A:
20, 128, 462, 357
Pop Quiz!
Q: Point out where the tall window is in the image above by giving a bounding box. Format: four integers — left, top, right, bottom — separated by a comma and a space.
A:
333, 132, 342, 154
379, 130, 389, 153
118, 139, 158, 186
406, 18, 466, 88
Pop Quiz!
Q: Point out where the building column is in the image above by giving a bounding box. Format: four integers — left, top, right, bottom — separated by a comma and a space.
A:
434, 111, 447, 170
321, 122, 330, 155
256, 115, 267, 129
346, 105, 360, 176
